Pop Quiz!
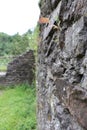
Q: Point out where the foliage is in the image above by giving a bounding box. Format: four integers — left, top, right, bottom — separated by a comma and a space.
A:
0, 84, 37, 130
0, 32, 28, 56
0, 56, 13, 71
0, 65, 7, 72
0, 26, 39, 71
25, 26, 39, 53
0, 26, 39, 57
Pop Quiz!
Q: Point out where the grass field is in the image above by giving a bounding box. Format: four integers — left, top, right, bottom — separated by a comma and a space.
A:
0, 65, 7, 72
0, 84, 37, 130
0, 57, 11, 72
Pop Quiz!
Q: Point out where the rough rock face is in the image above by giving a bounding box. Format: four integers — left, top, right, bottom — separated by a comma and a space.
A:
37, 0, 87, 130
0, 50, 35, 86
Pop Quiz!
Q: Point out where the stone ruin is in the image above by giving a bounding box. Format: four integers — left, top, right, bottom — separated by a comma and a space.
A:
37, 0, 87, 130
0, 50, 35, 86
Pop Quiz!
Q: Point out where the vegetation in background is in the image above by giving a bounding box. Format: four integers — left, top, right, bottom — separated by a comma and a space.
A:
0, 26, 39, 57
25, 26, 39, 52
0, 56, 13, 71
0, 26, 39, 129
0, 84, 37, 130
0, 23, 39, 129
0, 33, 28, 56
0, 26, 39, 71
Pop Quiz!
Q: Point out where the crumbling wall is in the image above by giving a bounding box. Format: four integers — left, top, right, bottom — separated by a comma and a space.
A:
0, 50, 35, 86
37, 0, 87, 130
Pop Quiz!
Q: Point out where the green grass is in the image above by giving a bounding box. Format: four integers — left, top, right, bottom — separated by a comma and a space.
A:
0, 84, 37, 130
0, 65, 7, 72
0, 56, 12, 72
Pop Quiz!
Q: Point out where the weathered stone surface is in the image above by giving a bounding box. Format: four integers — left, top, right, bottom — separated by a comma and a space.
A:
55, 79, 87, 129
43, 1, 62, 40
64, 16, 87, 58
68, 86, 87, 129
59, 0, 87, 24
37, 0, 87, 130
0, 50, 35, 86
51, 0, 61, 10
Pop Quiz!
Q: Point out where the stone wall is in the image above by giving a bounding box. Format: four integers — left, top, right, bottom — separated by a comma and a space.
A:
37, 0, 87, 130
0, 50, 35, 86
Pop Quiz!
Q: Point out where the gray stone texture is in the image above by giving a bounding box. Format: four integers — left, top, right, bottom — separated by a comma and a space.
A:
0, 50, 35, 86
37, 0, 87, 130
